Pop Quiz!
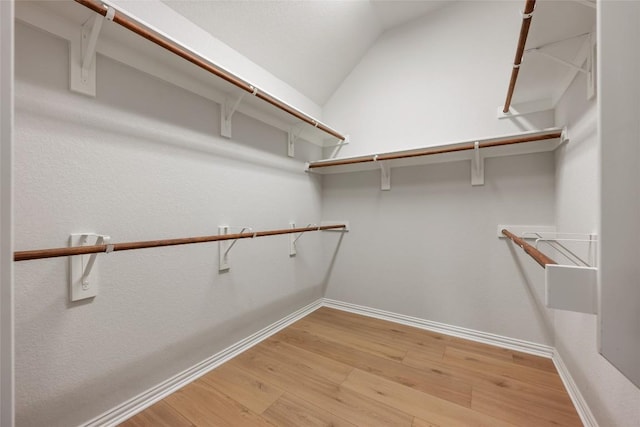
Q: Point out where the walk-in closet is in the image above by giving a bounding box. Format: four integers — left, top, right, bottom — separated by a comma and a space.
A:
1, 0, 639, 426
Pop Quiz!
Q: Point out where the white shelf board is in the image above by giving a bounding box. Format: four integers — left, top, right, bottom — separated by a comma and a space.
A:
307, 128, 565, 175
16, 0, 343, 148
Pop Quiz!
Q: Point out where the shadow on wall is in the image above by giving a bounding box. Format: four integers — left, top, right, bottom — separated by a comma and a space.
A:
320, 231, 346, 296
504, 240, 554, 343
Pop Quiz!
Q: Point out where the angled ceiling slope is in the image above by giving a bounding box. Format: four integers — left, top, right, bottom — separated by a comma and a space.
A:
161, 0, 449, 105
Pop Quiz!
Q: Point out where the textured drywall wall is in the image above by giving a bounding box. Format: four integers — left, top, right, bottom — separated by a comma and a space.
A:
13, 23, 332, 427
109, 0, 322, 118
322, 153, 556, 344
555, 50, 640, 427
320, 0, 556, 346
323, 0, 555, 158
598, 0, 640, 395
1, 1, 15, 426
552, 3, 640, 426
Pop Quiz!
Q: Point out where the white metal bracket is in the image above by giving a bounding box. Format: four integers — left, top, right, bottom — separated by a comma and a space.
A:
374, 156, 391, 190
561, 127, 570, 144
471, 141, 485, 186
328, 134, 350, 159
289, 222, 318, 257
69, 233, 111, 302
220, 93, 247, 139
524, 32, 596, 101
287, 124, 306, 158
218, 226, 230, 271
527, 49, 589, 74
218, 225, 253, 272
70, 8, 113, 97
289, 223, 298, 256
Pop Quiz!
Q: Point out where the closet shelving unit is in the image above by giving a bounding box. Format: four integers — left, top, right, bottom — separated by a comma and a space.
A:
15, 0, 347, 149
306, 128, 566, 188
502, 227, 598, 315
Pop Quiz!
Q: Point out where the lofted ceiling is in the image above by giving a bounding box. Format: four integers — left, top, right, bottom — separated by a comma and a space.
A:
162, 0, 450, 106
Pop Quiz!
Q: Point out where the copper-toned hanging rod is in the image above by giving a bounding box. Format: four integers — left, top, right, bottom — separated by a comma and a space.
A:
73, 0, 346, 142
502, 228, 557, 268
502, 0, 537, 114
14, 224, 346, 262
308, 130, 561, 169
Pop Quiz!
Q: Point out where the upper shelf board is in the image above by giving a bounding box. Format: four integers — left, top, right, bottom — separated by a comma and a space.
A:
306, 128, 566, 175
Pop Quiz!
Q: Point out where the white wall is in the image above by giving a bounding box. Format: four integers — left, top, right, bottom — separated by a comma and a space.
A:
552, 1, 639, 425
13, 23, 333, 427
108, 0, 322, 118
1, 1, 15, 426
322, 154, 556, 344
321, 1, 557, 345
323, 1, 554, 158
554, 68, 640, 427
598, 0, 640, 394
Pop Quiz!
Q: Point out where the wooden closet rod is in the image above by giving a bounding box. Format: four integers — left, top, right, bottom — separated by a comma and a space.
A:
503, 0, 536, 113
14, 224, 346, 262
308, 130, 561, 169
74, 0, 346, 142
502, 228, 557, 268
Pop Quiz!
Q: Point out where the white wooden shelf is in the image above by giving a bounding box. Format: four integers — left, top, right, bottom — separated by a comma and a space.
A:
306, 128, 566, 189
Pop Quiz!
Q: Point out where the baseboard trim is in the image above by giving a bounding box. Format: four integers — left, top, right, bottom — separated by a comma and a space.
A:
553, 349, 600, 427
321, 298, 554, 358
83, 297, 598, 427
82, 298, 323, 427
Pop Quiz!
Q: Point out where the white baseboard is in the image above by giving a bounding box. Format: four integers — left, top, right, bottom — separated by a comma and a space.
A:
83, 297, 597, 427
553, 349, 599, 427
82, 298, 323, 427
322, 298, 554, 358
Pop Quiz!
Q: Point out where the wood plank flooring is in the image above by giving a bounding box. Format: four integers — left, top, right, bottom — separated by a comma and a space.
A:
120, 307, 582, 427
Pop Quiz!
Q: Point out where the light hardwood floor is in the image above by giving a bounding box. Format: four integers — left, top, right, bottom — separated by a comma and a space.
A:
120, 307, 582, 426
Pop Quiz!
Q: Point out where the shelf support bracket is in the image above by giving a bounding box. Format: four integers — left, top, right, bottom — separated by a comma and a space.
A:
289, 222, 319, 256
287, 124, 306, 158
374, 156, 391, 190
69, 233, 112, 302
218, 225, 253, 272
70, 7, 114, 97
328, 134, 350, 159
527, 49, 589, 74
221, 92, 248, 138
471, 141, 485, 186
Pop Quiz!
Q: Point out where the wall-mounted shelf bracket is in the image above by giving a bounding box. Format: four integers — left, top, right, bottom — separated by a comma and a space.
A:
69, 233, 111, 301
221, 92, 248, 138
70, 7, 114, 97
525, 32, 596, 101
289, 222, 318, 256
500, 226, 598, 315
327, 135, 350, 159
471, 141, 485, 186
528, 48, 590, 74
374, 156, 391, 190
287, 124, 307, 158
218, 225, 253, 272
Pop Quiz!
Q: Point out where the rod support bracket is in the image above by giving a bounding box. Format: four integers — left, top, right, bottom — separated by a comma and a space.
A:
289, 222, 319, 256
218, 225, 252, 272
70, 11, 109, 97
471, 141, 485, 186
328, 134, 350, 159
69, 233, 110, 302
287, 124, 306, 158
221, 93, 247, 138
373, 156, 391, 190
